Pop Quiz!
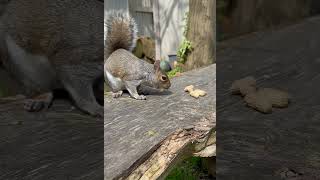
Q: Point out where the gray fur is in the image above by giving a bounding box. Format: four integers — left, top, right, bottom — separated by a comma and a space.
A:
104, 12, 170, 100
104, 10, 138, 59
105, 49, 171, 100
0, 0, 104, 117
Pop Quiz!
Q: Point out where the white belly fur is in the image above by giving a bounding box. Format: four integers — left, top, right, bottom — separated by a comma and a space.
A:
105, 70, 124, 92
5, 35, 56, 92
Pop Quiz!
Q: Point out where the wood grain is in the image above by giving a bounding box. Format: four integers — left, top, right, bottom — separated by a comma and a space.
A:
104, 64, 216, 180
217, 16, 320, 180
0, 97, 104, 180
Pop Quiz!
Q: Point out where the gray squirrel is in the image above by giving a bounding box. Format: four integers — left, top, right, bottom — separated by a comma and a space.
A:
0, 0, 104, 117
104, 11, 171, 100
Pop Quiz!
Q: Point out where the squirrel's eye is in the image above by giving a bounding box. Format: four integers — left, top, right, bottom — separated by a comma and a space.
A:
161, 75, 167, 81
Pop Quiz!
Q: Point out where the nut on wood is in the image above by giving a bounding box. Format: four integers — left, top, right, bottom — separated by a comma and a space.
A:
231, 76, 290, 113
184, 85, 194, 92
230, 76, 257, 96
259, 88, 290, 108
184, 85, 207, 98
244, 92, 273, 113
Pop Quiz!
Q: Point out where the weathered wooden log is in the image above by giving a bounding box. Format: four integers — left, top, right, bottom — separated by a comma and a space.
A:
0, 95, 104, 179
105, 64, 216, 179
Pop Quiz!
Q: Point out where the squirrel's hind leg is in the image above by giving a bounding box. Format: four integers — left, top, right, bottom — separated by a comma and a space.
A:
53, 51, 103, 118
60, 73, 103, 117
124, 80, 146, 100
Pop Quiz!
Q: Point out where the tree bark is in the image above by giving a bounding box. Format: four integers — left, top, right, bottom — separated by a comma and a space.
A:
221, 0, 312, 38
184, 0, 215, 71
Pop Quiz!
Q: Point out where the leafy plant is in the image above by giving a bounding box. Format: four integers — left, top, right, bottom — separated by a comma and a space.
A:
177, 12, 193, 64
165, 157, 202, 180
177, 39, 192, 64
182, 12, 189, 37
167, 66, 182, 78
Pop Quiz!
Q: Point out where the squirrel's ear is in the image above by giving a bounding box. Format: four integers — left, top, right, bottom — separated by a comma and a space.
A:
154, 60, 160, 71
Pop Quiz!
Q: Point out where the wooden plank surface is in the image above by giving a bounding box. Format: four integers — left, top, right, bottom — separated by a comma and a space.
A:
0, 97, 104, 180
217, 16, 320, 180
104, 64, 216, 179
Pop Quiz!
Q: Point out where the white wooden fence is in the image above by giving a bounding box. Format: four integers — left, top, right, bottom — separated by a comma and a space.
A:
105, 0, 189, 59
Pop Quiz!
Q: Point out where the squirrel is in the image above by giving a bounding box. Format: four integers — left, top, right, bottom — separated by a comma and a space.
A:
104, 11, 171, 100
0, 0, 104, 117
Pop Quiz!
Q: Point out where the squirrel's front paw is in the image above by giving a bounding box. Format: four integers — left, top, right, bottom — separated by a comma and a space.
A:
135, 95, 146, 100
112, 91, 123, 98
24, 92, 53, 112
24, 99, 47, 112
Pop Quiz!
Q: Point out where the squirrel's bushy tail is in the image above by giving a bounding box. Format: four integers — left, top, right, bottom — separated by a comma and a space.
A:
104, 11, 138, 59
